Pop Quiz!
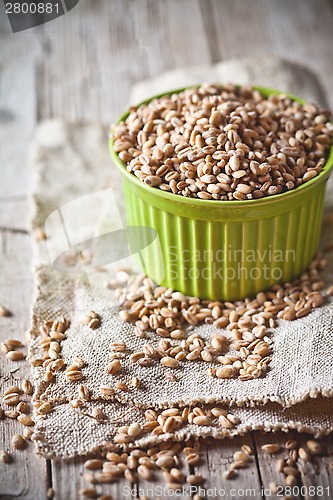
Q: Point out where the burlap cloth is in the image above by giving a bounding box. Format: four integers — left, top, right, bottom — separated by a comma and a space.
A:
29, 58, 333, 459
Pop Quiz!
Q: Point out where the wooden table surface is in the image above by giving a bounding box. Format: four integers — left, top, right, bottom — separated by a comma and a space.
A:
1, 1, 333, 499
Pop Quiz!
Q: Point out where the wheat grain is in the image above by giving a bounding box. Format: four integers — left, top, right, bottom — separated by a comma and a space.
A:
0, 450, 12, 463
11, 434, 27, 450
261, 444, 281, 454
113, 84, 333, 201
6, 351, 25, 361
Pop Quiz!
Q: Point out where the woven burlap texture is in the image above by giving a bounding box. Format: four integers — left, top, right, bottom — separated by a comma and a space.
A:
29, 57, 333, 459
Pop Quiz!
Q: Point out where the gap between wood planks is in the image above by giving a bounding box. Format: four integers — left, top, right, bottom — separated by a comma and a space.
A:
0, 227, 29, 235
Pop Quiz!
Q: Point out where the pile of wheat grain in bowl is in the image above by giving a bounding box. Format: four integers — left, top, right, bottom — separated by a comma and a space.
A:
112, 83, 333, 200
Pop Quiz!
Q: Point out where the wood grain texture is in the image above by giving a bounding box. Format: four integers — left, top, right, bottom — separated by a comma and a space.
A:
0, 231, 48, 500
253, 430, 302, 500
52, 457, 136, 500
0, 200, 30, 233
34, 0, 211, 123
199, 0, 333, 108
195, 435, 264, 498
254, 430, 333, 499
1, 0, 333, 498
135, 444, 191, 500
297, 433, 333, 500
0, 0, 40, 200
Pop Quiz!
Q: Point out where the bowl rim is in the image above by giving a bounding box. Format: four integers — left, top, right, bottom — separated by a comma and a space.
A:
109, 85, 333, 208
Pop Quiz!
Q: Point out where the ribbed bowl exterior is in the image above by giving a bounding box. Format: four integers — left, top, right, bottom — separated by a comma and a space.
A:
110, 86, 333, 301
122, 175, 327, 301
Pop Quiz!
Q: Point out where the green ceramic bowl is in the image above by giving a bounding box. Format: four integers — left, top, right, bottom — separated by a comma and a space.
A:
110, 86, 333, 301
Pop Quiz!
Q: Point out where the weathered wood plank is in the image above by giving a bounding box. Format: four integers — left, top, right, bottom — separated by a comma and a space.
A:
135, 441, 192, 500
52, 457, 137, 500
34, 0, 211, 124
253, 431, 302, 499
0, 199, 30, 233
0, 231, 48, 500
0, 4, 45, 497
195, 436, 264, 499
162, 0, 211, 68
0, 56, 36, 199
297, 433, 333, 500
34, 0, 150, 122
200, 0, 333, 109
252, 430, 333, 499
254, 429, 333, 498
0, 16, 39, 199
